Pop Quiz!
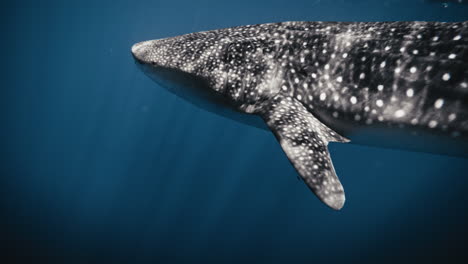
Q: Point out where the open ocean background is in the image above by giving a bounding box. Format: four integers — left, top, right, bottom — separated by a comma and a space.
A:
2, 0, 468, 263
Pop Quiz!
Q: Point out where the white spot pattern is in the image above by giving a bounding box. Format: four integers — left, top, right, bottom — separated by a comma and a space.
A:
133, 21, 468, 210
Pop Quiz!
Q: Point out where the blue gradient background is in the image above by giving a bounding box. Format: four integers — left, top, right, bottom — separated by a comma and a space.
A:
2, 0, 468, 263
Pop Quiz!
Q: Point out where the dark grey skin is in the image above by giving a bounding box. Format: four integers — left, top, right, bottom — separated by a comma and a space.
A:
132, 21, 468, 210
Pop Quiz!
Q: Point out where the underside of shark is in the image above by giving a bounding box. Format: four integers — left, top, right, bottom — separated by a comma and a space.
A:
132, 21, 468, 210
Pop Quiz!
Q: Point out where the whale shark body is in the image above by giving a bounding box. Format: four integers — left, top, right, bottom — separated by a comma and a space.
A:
132, 21, 468, 210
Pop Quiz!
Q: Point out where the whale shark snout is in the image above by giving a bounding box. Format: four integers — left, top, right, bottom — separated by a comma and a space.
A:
131, 40, 159, 64
131, 34, 215, 73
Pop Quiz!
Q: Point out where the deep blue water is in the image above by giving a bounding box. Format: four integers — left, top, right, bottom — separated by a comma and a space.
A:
2, 0, 468, 263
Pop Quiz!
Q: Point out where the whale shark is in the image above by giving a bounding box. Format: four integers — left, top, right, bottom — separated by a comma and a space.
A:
132, 21, 468, 210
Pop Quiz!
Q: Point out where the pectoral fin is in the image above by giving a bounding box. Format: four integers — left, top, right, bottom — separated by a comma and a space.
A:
260, 95, 350, 210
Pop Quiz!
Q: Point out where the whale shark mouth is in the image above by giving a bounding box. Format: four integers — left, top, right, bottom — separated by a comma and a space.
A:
131, 40, 152, 62
132, 38, 171, 66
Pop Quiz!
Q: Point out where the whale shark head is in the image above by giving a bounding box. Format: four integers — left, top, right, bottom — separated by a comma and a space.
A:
132, 37, 227, 110
131, 26, 284, 113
